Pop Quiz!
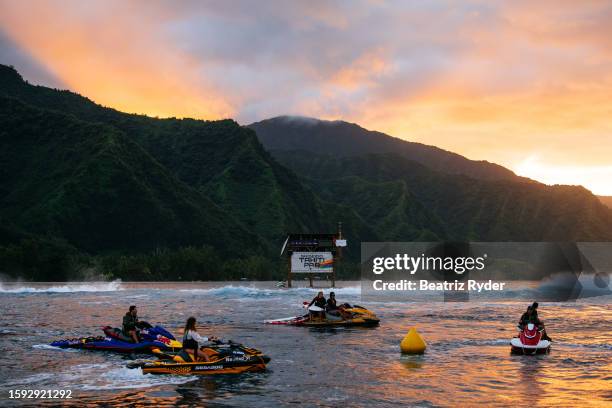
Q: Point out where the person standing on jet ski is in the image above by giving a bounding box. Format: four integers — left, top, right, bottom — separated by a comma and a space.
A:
308, 291, 326, 320
122, 305, 140, 343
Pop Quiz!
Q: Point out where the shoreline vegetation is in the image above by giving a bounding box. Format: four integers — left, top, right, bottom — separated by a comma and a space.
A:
0, 239, 360, 281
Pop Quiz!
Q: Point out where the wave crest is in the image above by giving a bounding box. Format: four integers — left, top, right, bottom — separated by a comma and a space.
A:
0, 280, 123, 293
179, 284, 361, 298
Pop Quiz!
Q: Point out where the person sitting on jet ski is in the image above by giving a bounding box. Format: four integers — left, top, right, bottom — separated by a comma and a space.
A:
179, 339, 201, 363
326, 292, 338, 311
308, 291, 326, 320
518, 303, 551, 341
518, 306, 532, 330
122, 305, 140, 343
326, 292, 350, 320
182, 317, 217, 362
530, 302, 551, 341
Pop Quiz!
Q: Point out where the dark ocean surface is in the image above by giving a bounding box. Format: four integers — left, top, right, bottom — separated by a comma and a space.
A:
0, 281, 610, 407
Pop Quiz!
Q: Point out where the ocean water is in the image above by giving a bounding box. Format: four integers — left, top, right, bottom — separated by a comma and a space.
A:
0, 281, 610, 407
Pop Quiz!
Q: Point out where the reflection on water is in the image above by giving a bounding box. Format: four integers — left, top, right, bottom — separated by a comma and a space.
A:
0, 282, 610, 407
399, 355, 424, 370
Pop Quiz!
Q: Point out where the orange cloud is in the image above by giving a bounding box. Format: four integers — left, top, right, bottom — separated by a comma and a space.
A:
0, 1, 233, 119
329, 49, 391, 90
1, 1, 611, 194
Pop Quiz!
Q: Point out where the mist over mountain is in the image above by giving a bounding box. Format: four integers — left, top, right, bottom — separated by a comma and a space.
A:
1, 64, 611, 280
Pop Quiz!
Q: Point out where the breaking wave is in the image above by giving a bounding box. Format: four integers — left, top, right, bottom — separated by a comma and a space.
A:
537, 273, 611, 299
0, 280, 123, 293
2, 363, 195, 390
179, 284, 361, 298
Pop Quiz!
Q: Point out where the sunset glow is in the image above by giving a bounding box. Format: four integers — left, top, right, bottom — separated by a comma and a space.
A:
1, 0, 610, 193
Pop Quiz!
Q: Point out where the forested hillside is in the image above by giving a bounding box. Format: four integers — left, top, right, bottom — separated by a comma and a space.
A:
1, 64, 610, 281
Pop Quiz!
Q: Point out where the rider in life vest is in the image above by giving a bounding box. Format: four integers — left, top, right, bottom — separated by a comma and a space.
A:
518, 302, 551, 341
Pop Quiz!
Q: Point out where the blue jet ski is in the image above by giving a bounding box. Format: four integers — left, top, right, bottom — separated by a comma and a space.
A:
50, 321, 182, 353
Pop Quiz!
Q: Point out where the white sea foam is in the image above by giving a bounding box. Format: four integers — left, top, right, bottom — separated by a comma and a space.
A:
178, 284, 361, 298
32, 344, 80, 352
2, 363, 196, 390
81, 366, 196, 390
0, 280, 123, 293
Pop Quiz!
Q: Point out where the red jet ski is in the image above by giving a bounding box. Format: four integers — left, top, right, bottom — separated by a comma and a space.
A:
510, 323, 551, 355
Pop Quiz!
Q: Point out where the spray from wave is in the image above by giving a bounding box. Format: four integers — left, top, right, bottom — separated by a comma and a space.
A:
2, 362, 195, 390
178, 285, 361, 298
0, 280, 124, 293
537, 273, 611, 300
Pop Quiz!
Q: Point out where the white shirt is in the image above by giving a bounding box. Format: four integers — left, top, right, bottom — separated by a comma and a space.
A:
183, 329, 209, 343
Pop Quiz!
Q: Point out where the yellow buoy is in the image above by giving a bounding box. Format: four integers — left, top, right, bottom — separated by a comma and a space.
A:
400, 327, 426, 354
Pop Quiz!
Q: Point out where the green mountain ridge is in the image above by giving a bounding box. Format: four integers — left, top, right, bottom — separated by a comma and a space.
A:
0, 64, 372, 280
257, 151, 612, 242
249, 115, 528, 182
0, 65, 367, 246
0, 96, 260, 254
1, 63, 610, 281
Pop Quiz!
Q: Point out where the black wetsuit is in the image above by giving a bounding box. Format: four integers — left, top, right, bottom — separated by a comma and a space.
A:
309, 296, 326, 309
326, 298, 338, 312
308, 296, 326, 319
518, 312, 530, 328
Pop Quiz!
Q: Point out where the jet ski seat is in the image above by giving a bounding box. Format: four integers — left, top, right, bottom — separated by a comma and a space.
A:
325, 312, 343, 321
174, 350, 194, 363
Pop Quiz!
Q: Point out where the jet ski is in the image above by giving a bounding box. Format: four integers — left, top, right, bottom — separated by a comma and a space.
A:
128, 341, 270, 375
265, 303, 380, 327
50, 321, 182, 353
510, 323, 551, 355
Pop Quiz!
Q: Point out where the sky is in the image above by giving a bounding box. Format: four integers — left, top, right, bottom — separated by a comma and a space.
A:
1, 0, 611, 194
